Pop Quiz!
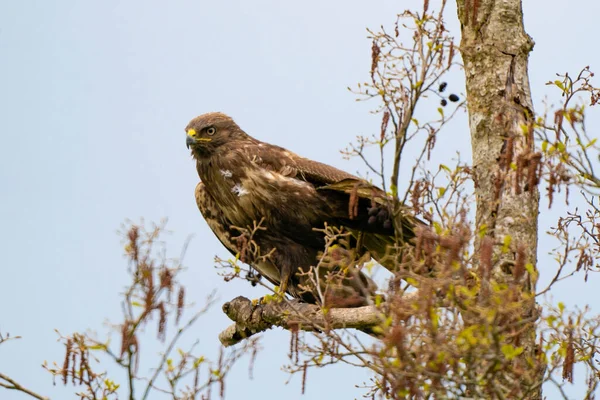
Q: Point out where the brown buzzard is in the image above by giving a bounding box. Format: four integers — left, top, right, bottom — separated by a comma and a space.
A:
186, 112, 417, 307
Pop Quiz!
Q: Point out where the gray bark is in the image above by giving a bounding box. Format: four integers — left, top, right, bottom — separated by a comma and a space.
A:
218, 294, 418, 346
457, 0, 542, 397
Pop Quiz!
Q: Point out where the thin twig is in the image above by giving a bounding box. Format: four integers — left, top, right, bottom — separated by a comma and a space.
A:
0, 373, 49, 400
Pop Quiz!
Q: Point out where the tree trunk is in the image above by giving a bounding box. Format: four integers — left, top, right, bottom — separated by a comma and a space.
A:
456, 0, 542, 397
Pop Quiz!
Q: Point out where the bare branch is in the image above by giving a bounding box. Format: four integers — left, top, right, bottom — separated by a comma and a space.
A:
218, 294, 418, 347
0, 373, 49, 400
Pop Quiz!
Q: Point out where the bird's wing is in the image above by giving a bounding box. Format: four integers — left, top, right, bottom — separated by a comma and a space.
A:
288, 157, 359, 186
246, 142, 358, 186
247, 142, 408, 232
242, 142, 422, 271
286, 156, 422, 239
317, 179, 426, 271
194, 182, 282, 287
318, 179, 423, 237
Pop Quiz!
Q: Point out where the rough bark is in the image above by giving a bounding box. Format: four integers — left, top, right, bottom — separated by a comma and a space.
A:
218, 295, 417, 347
456, 0, 542, 397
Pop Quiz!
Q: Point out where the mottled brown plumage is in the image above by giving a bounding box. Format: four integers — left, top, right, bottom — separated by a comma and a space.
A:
186, 112, 417, 306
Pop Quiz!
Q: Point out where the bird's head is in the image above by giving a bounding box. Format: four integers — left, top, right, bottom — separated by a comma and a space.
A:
185, 112, 246, 157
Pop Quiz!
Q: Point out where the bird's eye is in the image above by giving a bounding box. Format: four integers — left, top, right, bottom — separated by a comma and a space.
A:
206, 127, 216, 136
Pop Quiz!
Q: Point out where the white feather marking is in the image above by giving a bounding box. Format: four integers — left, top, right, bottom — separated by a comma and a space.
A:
232, 183, 249, 197
289, 178, 309, 187
220, 169, 233, 178
260, 169, 310, 188
262, 170, 275, 180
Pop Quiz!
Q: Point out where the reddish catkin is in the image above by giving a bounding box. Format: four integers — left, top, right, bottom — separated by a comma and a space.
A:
288, 326, 299, 363
414, 229, 424, 261
528, 153, 543, 192
71, 351, 76, 385
160, 267, 174, 303
301, 361, 308, 395
380, 111, 390, 142
128, 225, 140, 262
159, 268, 172, 290
547, 169, 557, 208
412, 180, 423, 215
479, 237, 493, 300
385, 325, 405, 357
426, 131, 436, 160
527, 119, 535, 146
514, 245, 526, 283
493, 171, 504, 203
370, 40, 380, 80
440, 235, 461, 271
348, 183, 359, 220
288, 330, 294, 361
79, 346, 86, 385
176, 287, 185, 325
554, 110, 564, 142
158, 302, 167, 342
128, 225, 139, 244
143, 266, 155, 313
415, 229, 435, 267
563, 317, 575, 383
62, 338, 72, 385
517, 154, 529, 195
120, 322, 133, 358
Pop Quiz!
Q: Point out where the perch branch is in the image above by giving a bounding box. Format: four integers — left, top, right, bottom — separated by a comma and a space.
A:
218, 294, 418, 347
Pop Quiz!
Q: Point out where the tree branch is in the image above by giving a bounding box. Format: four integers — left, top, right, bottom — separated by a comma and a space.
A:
218, 295, 417, 347
0, 373, 49, 400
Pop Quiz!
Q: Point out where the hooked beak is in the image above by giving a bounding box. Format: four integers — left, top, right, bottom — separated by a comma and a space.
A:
186, 128, 211, 149
186, 135, 195, 149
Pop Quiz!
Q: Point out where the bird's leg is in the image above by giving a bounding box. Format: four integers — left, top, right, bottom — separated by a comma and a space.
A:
276, 265, 293, 300
277, 280, 289, 299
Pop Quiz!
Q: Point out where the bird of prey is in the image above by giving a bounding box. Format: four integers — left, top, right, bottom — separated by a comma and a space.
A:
186, 112, 417, 307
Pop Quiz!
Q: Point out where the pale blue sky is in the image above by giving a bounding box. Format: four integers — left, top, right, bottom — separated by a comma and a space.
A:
1, 1, 598, 399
